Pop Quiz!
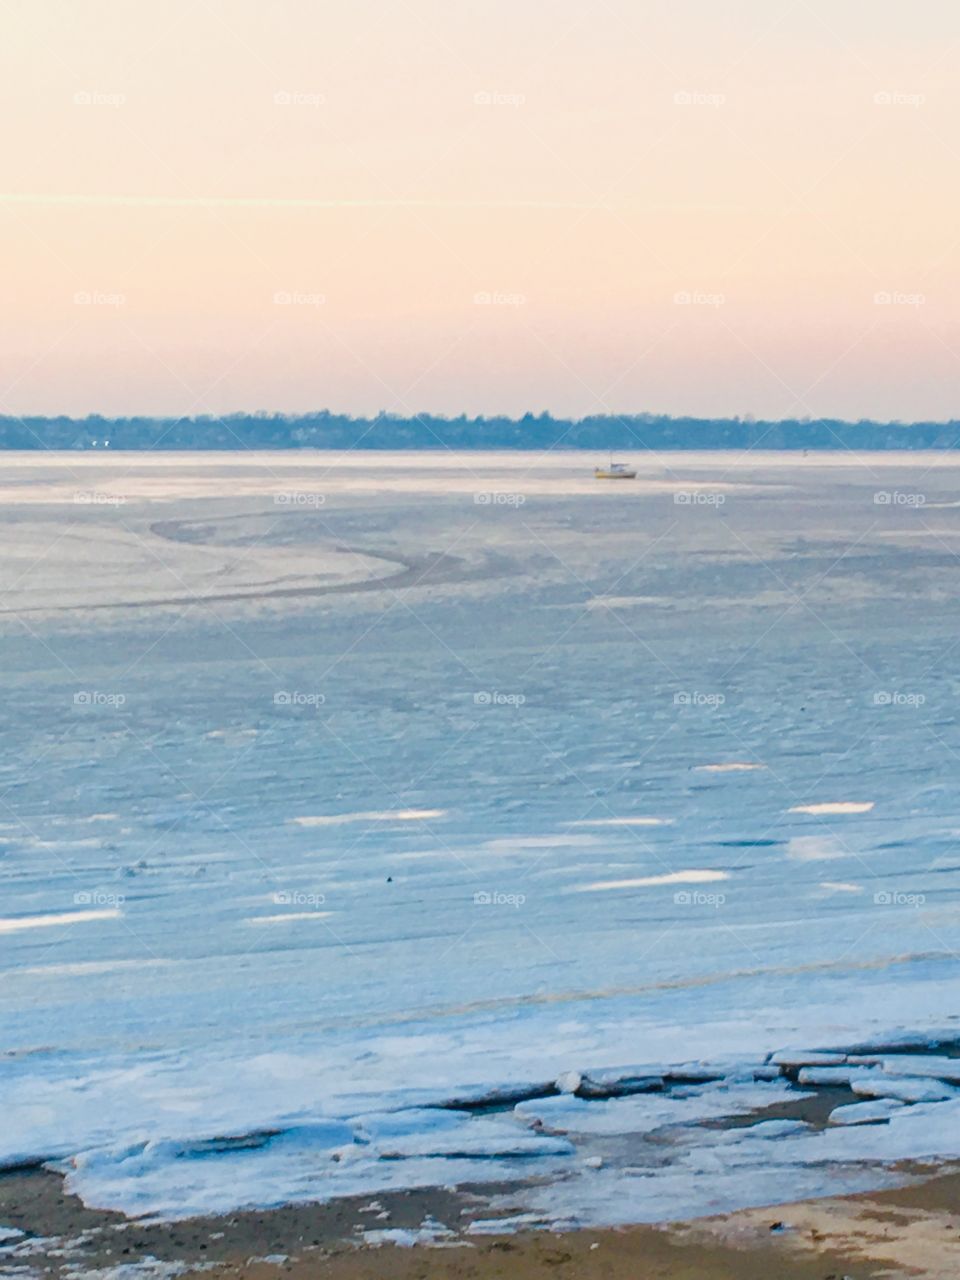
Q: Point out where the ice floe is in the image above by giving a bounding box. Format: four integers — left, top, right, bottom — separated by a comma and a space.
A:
876, 1055, 960, 1083
693, 763, 767, 773
554, 1070, 581, 1094
828, 1098, 905, 1125
770, 1050, 848, 1068
359, 1226, 461, 1248
8, 1034, 960, 1223
788, 802, 875, 815
515, 1079, 800, 1137
58, 1261, 186, 1280
796, 1065, 874, 1086
575, 1068, 665, 1098
572, 869, 729, 892
0, 909, 121, 933
356, 1110, 572, 1160
288, 810, 446, 827
851, 1077, 958, 1104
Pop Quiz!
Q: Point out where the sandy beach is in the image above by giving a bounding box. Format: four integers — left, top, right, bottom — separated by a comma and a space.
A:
3, 1164, 960, 1280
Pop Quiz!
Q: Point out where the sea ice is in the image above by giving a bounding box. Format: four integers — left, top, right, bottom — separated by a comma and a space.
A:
851, 1077, 958, 1104
6, 455, 960, 1226
878, 1056, 960, 1083
770, 1051, 848, 1068
797, 1066, 876, 1086
828, 1099, 905, 1126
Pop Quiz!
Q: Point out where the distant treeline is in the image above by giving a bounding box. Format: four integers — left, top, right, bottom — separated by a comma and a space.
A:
2, 412, 959, 451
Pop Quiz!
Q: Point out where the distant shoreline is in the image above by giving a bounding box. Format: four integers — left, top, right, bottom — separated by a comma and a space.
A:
4, 443, 960, 451
1, 412, 958, 452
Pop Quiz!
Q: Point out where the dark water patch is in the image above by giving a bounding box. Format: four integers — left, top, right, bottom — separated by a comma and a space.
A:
705, 1086, 854, 1132
714, 839, 783, 849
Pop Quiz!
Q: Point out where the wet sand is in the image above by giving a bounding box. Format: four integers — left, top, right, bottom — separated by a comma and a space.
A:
3, 1165, 960, 1280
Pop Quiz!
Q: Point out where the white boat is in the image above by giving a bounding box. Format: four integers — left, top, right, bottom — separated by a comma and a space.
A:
594, 459, 636, 480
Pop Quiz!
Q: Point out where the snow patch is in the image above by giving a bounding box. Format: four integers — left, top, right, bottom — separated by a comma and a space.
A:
788, 802, 874, 815
572, 870, 729, 893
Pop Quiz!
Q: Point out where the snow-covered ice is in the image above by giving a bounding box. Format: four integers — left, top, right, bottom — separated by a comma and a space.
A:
2, 452, 960, 1225
850, 1077, 958, 1103
828, 1099, 905, 1125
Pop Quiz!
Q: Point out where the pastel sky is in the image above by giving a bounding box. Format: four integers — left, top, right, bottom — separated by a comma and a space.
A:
3, 0, 960, 421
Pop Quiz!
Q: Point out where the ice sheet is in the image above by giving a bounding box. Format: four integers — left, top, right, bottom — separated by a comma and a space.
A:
4, 452, 960, 1225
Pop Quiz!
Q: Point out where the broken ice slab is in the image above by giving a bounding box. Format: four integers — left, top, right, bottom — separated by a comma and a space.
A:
796, 1066, 877, 1087
662, 1062, 732, 1085
358, 1110, 573, 1160
575, 1068, 665, 1099
852, 1076, 959, 1103
570, 1058, 744, 1098
828, 1098, 905, 1126
770, 1050, 847, 1068
466, 1214, 552, 1235
843, 1033, 960, 1057
515, 1079, 804, 1137
877, 1056, 960, 1083
433, 1082, 558, 1111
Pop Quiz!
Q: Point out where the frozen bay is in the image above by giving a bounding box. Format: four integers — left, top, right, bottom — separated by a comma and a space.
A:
1, 450, 959, 1222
